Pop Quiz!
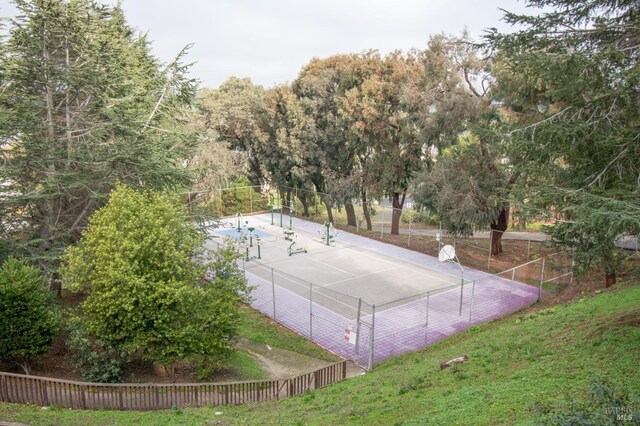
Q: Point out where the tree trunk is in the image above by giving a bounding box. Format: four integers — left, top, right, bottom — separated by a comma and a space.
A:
299, 194, 310, 216
40, 18, 57, 288
390, 191, 406, 235
322, 196, 334, 223
605, 271, 616, 288
361, 190, 372, 231
248, 155, 264, 186
16, 359, 30, 375
489, 205, 509, 256
345, 203, 357, 227
164, 364, 177, 383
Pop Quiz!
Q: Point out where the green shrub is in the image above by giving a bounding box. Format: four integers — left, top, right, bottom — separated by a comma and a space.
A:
401, 209, 439, 225
0, 257, 60, 374
220, 178, 268, 216
61, 185, 251, 379
66, 316, 127, 383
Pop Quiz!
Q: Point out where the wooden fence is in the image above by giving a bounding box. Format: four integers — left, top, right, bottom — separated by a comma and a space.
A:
0, 360, 347, 411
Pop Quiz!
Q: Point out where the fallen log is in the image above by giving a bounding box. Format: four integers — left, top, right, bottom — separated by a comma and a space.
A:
440, 355, 468, 370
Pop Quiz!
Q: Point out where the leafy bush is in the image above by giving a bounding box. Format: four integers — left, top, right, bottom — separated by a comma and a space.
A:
66, 316, 126, 383
400, 209, 439, 225
0, 257, 60, 374
220, 178, 268, 216
61, 185, 251, 379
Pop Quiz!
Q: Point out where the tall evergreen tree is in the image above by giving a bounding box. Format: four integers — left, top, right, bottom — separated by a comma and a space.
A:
486, 0, 640, 285
0, 0, 198, 277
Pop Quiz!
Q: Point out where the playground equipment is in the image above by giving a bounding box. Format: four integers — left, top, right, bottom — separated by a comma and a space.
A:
319, 222, 337, 246
248, 227, 255, 247
269, 194, 294, 229
256, 236, 262, 259
269, 194, 276, 226
283, 227, 295, 241
288, 200, 293, 229
287, 233, 307, 256
241, 233, 263, 261
235, 212, 242, 232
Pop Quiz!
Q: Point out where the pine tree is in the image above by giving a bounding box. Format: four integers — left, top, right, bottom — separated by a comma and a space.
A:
0, 0, 198, 279
486, 0, 640, 285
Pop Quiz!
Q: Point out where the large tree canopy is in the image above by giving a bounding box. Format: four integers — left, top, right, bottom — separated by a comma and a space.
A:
486, 0, 640, 285
198, 77, 268, 185
0, 0, 198, 274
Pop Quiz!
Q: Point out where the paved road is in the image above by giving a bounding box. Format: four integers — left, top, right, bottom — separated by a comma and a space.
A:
374, 226, 637, 249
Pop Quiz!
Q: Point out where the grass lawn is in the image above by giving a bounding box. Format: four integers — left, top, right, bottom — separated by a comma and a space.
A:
237, 304, 341, 362
1, 281, 638, 425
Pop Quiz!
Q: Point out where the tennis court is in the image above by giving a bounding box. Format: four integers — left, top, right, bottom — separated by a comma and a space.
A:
205, 213, 540, 369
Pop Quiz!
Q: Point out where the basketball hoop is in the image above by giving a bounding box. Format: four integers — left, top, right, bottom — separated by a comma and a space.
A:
438, 244, 465, 316
438, 245, 456, 262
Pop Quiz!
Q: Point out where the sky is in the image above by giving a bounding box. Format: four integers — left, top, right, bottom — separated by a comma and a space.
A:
0, 0, 535, 89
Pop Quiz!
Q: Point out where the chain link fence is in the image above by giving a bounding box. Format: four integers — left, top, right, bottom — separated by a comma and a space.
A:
206, 226, 572, 371
192, 185, 578, 369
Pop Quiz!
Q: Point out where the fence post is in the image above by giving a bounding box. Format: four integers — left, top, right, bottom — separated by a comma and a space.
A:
468, 280, 476, 328
408, 210, 412, 247
272, 268, 276, 319
80, 384, 87, 409
459, 279, 464, 316
510, 268, 516, 309
527, 239, 531, 260
249, 186, 253, 214
354, 298, 362, 362
538, 258, 546, 302
368, 305, 376, 371
425, 291, 430, 347
309, 282, 313, 339
40, 380, 49, 406
380, 206, 384, 239
488, 229, 493, 270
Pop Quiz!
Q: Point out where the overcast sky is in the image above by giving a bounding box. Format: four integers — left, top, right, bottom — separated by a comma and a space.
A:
0, 0, 534, 89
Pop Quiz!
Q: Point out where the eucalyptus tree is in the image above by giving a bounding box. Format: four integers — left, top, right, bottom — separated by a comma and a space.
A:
198, 77, 268, 186
412, 34, 513, 254
414, 128, 514, 255
335, 51, 421, 234
485, 0, 640, 285
260, 85, 316, 214
292, 54, 362, 225
360, 51, 427, 235
0, 0, 198, 277
187, 100, 239, 195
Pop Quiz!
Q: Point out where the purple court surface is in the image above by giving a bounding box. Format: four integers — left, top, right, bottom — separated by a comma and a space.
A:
206, 214, 540, 369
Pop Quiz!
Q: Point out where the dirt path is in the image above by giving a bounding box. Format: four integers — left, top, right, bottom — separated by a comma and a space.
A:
236, 338, 363, 379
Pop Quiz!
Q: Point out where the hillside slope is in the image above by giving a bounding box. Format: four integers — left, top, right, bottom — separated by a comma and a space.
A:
1, 283, 638, 425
